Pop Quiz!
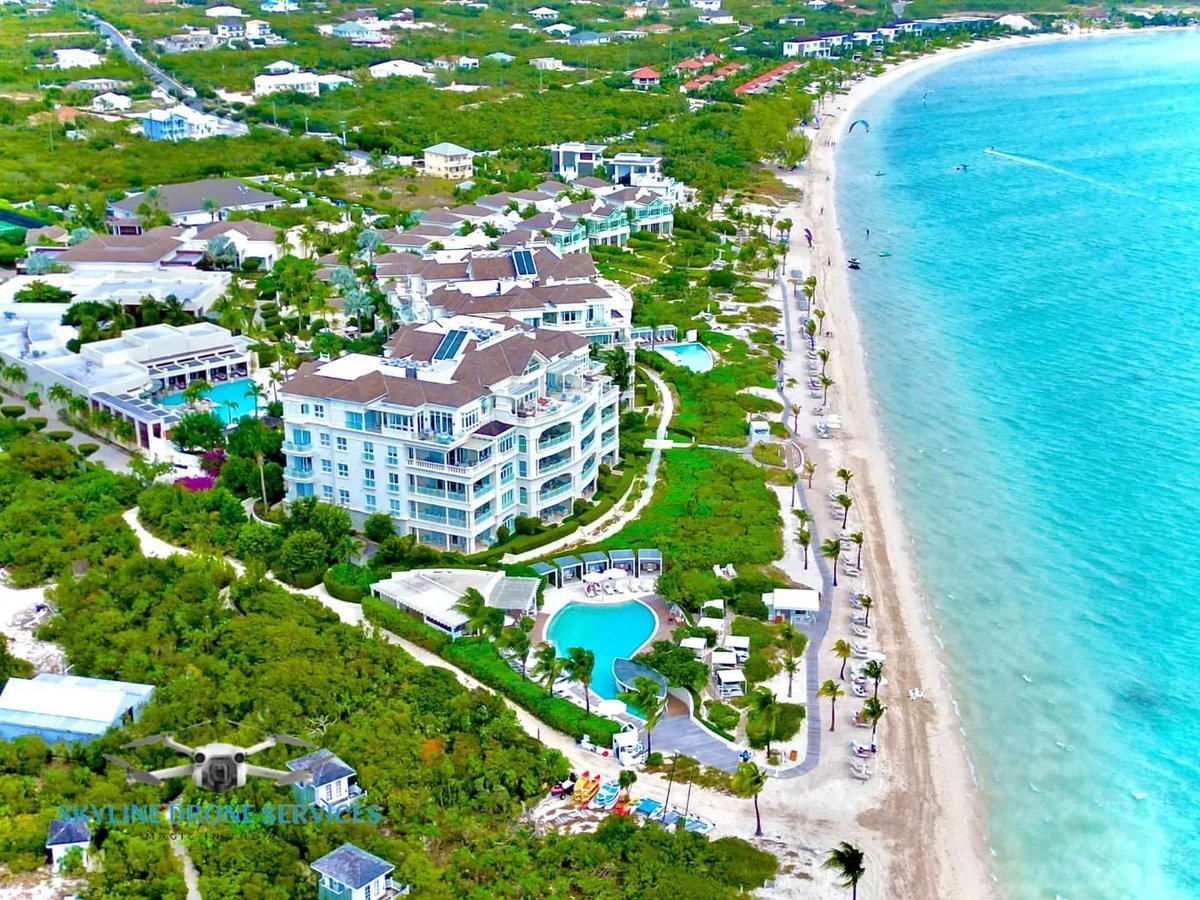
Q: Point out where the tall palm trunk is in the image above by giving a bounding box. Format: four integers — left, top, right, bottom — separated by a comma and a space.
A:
753, 794, 762, 837
829, 697, 837, 732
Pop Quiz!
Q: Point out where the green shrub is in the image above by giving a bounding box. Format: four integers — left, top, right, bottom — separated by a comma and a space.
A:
25, 417, 47, 431
704, 701, 741, 733
751, 442, 785, 467
323, 562, 377, 603
240, 257, 262, 273
1, 405, 23, 419
646, 751, 663, 766
45, 430, 72, 442
76, 443, 100, 457
362, 512, 395, 543
362, 597, 618, 741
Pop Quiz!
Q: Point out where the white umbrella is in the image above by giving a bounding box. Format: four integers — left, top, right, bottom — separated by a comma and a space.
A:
596, 698, 627, 718
583, 571, 606, 584
603, 567, 628, 579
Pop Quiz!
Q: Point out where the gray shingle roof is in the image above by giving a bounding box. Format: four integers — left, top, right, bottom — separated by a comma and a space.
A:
310, 843, 393, 889
47, 819, 91, 847
113, 178, 280, 217
286, 748, 355, 788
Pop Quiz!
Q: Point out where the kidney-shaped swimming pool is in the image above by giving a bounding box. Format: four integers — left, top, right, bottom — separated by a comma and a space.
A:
546, 600, 657, 699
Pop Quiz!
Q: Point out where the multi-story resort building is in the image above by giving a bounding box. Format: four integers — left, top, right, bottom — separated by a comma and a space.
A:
280, 316, 621, 552
358, 246, 633, 345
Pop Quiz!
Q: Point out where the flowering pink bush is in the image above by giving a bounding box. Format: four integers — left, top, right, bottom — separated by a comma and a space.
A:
200, 448, 226, 476
175, 475, 217, 492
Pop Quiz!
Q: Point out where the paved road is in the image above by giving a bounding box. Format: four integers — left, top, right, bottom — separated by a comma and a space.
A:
652, 714, 743, 772
88, 14, 197, 102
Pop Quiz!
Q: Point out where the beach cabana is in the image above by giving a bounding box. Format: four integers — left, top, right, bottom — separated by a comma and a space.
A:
702, 598, 725, 617
531, 562, 560, 588
552, 555, 583, 584
608, 548, 635, 575
679, 636, 707, 658
722, 634, 750, 660
581, 551, 610, 575
762, 588, 820, 625
715, 668, 746, 698
710, 649, 738, 671
697, 615, 725, 635
655, 324, 677, 341
636, 548, 662, 576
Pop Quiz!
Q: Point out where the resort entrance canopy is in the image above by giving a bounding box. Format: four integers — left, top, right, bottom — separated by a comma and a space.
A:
531, 562, 560, 588
607, 548, 635, 574
552, 555, 583, 583
581, 551, 609, 574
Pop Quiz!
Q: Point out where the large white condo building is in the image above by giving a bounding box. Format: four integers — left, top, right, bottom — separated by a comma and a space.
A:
280, 316, 621, 552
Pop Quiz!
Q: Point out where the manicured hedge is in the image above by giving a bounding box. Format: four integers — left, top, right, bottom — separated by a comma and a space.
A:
323, 562, 377, 603
46, 430, 72, 442
25, 417, 47, 431
76, 443, 100, 457
363, 597, 619, 742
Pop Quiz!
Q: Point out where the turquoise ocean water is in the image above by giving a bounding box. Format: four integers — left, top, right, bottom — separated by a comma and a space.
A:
834, 32, 1200, 900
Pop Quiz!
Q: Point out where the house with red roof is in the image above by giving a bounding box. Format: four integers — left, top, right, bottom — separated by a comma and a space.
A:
630, 66, 661, 89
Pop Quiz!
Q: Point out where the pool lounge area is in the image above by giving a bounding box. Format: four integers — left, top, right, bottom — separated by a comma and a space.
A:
654, 342, 714, 373
155, 376, 261, 424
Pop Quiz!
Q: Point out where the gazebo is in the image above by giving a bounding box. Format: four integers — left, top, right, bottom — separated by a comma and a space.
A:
581, 551, 610, 575
531, 562, 560, 588
552, 555, 583, 584
636, 548, 662, 577
608, 548, 635, 575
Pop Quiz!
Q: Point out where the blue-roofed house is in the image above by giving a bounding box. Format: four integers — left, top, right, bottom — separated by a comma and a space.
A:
287, 749, 365, 812
311, 843, 408, 899
423, 142, 474, 180
0, 674, 154, 745
46, 818, 91, 872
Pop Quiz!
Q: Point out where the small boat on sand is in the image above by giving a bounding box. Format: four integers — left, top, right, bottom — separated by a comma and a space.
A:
573, 772, 600, 804
590, 779, 620, 811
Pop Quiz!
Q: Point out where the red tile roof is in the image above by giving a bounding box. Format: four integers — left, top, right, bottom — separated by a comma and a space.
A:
631, 66, 660, 79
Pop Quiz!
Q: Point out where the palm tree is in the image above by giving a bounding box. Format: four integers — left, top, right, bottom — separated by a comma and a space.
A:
530, 642, 562, 691
66, 393, 89, 420
813, 308, 826, 335
850, 532, 864, 567
93, 407, 114, 436
803, 459, 817, 488
23, 391, 41, 410
0, 364, 25, 394
731, 762, 767, 837
818, 679, 845, 732
832, 639, 852, 680
782, 655, 799, 699
782, 468, 799, 507
453, 588, 490, 636
863, 659, 884, 697
776, 217, 793, 240
817, 347, 830, 376
201, 197, 219, 223
565, 646, 595, 715
618, 768, 638, 801
499, 627, 531, 679
796, 528, 816, 571
861, 696, 886, 741
836, 468, 854, 493
182, 379, 211, 408
804, 318, 817, 348
619, 675, 666, 755
244, 382, 266, 418
824, 842, 866, 900
748, 687, 781, 755
860, 595, 874, 627
835, 493, 853, 528
789, 402, 801, 433
819, 375, 835, 406
113, 417, 136, 445
792, 507, 812, 528
48, 383, 72, 412
821, 538, 842, 587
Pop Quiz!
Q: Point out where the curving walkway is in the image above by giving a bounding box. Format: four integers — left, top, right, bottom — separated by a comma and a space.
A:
505, 366, 676, 564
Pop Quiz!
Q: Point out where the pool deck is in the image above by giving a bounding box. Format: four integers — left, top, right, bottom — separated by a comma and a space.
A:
532, 587, 676, 648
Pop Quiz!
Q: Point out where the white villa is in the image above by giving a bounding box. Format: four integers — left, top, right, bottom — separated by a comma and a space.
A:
280, 316, 621, 550
371, 568, 540, 636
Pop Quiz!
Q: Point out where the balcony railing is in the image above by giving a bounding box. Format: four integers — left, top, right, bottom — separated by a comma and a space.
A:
537, 431, 574, 452
286, 467, 316, 482
538, 455, 573, 476
413, 485, 468, 503
282, 440, 312, 453
539, 482, 574, 503
409, 456, 489, 477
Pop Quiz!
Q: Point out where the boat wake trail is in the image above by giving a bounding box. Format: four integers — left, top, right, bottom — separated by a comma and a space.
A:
982, 148, 1189, 211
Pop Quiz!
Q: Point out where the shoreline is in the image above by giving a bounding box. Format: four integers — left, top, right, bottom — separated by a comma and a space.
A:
767, 31, 1141, 898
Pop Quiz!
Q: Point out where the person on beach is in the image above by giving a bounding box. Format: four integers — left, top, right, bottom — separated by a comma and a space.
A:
866, 228, 870, 239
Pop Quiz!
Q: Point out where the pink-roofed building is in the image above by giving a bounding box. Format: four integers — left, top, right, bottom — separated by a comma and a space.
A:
630, 66, 660, 89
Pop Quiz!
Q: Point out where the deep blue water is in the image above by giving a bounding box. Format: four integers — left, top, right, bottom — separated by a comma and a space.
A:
835, 31, 1200, 900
